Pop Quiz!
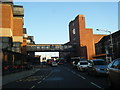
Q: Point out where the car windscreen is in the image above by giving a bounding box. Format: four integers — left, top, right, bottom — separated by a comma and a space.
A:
93, 61, 107, 65
80, 62, 88, 65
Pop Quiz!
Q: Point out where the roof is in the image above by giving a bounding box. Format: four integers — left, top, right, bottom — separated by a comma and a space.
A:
96, 30, 120, 44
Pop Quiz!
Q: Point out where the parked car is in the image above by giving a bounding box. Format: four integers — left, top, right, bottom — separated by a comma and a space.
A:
72, 58, 87, 69
87, 59, 108, 76
72, 60, 80, 68
47, 59, 54, 65
77, 60, 89, 71
51, 62, 58, 67
58, 61, 64, 65
41, 61, 47, 65
107, 58, 120, 89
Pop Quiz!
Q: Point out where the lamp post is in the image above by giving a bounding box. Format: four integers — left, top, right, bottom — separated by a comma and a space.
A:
96, 29, 113, 62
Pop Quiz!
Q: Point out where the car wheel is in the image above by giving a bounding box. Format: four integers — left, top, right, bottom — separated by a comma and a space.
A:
80, 68, 83, 72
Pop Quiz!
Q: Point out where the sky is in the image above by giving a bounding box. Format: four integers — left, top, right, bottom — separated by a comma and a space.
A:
14, 1, 118, 56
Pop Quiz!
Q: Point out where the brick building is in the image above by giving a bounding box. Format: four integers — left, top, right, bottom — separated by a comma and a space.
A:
61, 15, 106, 60
94, 30, 120, 62
0, 1, 35, 66
0, 1, 25, 53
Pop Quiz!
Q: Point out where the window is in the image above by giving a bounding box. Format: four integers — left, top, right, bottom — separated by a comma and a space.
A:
108, 60, 115, 68
37, 46, 40, 49
82, 17, 84, 20
93, 61, 107, 65
72, 28, 76, 34
45, 46, 50, 49
55, 46, 60, 49
73, 37, 76, 41
80, 62, 88, 65
41, 46, 45, 49
111, 59, 120, 69
72, 22, 74, 26
64, 45, 68, 49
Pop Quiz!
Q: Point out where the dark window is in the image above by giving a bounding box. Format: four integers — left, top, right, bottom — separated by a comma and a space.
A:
93, 61, 107, 65
108, 60, 115, 68
111, 59, 120, 69
80, 62, 88, 65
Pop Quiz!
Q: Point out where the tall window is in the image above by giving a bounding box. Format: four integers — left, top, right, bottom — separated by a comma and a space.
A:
72, 22, 74, 26
72, 28, 76, 34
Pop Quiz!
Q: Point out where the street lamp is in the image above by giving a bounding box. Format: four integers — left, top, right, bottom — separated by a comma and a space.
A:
96, 29, 113, 62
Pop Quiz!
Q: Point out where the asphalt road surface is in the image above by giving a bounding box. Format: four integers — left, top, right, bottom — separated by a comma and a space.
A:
2, 64, 109, 90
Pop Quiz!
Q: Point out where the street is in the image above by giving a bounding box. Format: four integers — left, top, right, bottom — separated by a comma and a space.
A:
2, 64, 108, 89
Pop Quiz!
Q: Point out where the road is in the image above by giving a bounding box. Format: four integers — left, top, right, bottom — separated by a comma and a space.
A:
2, 64, 108, 89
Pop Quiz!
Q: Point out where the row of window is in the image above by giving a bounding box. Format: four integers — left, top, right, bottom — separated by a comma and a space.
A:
28, 46, 73, 50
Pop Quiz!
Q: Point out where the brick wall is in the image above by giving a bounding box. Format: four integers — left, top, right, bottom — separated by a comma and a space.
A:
68, 15, 106, 60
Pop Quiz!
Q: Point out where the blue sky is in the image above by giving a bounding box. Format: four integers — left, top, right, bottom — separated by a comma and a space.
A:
14, 2, 118, 44
14, 2, 118, 56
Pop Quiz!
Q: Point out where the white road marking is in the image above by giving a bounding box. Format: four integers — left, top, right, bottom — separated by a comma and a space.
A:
48, 71, 52, 77
71, 71, 75, 74
30, 85, 35, 89
73, 72, 76, 74
67, 69, 70, 71
90, 82, 104, 90
71, 71, 75, 73
77, 74, 86, 80
43, 78, 45, 80
38, 81, 42, 84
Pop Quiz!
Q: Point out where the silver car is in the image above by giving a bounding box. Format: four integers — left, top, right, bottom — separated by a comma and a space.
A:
51, 62, 58, 67
77, 60, 89, 71
107, 58, 120, 89
87, 59, 108, 76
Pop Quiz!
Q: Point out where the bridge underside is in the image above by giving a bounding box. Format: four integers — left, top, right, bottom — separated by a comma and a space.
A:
26, 44, 75, 52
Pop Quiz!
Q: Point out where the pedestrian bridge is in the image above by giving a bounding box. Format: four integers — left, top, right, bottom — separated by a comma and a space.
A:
26, 44, 75, 52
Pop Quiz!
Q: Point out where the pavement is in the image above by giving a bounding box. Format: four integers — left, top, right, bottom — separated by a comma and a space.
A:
2, 65, 50, 86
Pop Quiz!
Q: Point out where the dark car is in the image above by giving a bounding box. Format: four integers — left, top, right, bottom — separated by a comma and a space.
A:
41, 61, 47, 65
87, 59, 108, 76
72, 59, 80, 68
107, 58, 120, 89
58, 61, 64, 65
